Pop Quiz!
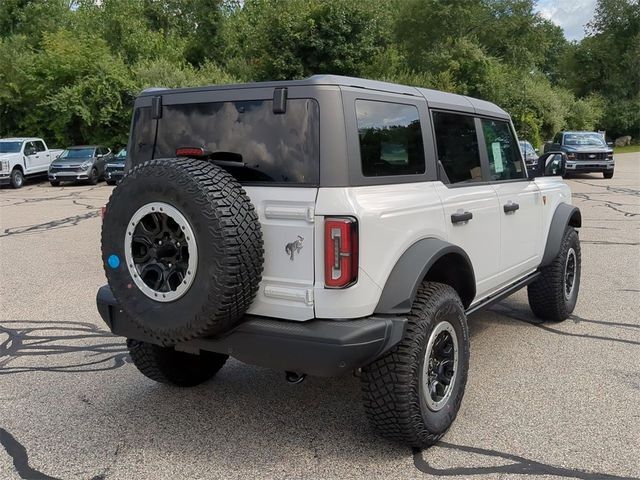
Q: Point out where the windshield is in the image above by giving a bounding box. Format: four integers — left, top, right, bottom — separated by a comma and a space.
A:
115, 149, 126, 159
564, 133, 606, 147
0, 141, 23, 153
59, 148, 95, 159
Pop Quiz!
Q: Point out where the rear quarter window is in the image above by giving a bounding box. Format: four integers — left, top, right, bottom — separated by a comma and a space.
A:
355, 100, 425, 177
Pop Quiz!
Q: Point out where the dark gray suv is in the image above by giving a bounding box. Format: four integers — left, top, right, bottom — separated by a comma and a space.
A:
544, 131, 614, 178
49, 145, 113, 185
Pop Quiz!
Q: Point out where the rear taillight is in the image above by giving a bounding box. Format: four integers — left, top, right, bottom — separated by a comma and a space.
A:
324, 217, 358, 288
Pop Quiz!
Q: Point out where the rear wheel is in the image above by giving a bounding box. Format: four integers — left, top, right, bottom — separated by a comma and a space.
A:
528, 227, 581, 321
127, 339, 228, 387
10, 169, 24, 188
361, 282, 470, 448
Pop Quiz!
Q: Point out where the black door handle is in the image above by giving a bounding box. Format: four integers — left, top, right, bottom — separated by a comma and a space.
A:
503, 202, 520, 213
451, 211, 473, 224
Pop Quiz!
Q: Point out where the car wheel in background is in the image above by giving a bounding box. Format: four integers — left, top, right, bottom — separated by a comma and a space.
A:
106, 180, 116, 186
50, 180, 60, 187
89, 167, 99, 185
10, 168, 24, 188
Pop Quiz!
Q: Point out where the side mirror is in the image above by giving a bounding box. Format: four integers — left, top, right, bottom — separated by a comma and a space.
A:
534, 147, 539, 153
607, 141, 613, 147
529, 152, 567, 179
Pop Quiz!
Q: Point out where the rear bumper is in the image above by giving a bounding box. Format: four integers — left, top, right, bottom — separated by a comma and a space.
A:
97, 285, 406, 377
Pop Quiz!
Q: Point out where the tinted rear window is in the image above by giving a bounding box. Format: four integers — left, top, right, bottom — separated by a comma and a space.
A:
153, 99, 320, 185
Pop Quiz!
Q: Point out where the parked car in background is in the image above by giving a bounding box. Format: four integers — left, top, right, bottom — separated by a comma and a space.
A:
0, 138, 63, 188
544, 131, 614, 178
48, 145, 113, 186
518, 140, 538, 170
105, 148, 126, 185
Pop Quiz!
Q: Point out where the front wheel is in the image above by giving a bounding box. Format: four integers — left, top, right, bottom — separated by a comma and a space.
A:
50, 180, 60, 187
127, 339, 228, 387
603, 170, 614, 179
10, 169, 24, 188
361, 282, 470, 448
528, 227, 581, 321
88, 167, 99, 185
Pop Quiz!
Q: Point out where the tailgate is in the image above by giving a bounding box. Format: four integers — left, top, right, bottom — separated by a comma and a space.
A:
243, 186, 318, 321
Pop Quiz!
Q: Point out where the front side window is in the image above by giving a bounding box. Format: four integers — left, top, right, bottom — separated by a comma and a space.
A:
154, 99, 320, 185
432, 112, 482, 184
34, 141, 46, 152
481, 119, 525, 181
355, 100, 425, 177
24, 142, 37, 155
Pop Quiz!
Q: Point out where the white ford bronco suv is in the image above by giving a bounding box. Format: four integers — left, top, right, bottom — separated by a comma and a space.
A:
97, 76, 581, 448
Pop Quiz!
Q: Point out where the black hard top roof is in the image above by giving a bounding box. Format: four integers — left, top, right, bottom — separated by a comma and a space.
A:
139, 74, 509, 119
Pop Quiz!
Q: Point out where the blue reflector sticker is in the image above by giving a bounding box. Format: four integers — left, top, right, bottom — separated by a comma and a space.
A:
107, 254, 120, 269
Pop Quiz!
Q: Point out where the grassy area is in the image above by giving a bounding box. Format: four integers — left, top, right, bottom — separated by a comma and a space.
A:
614, 144, 640, 154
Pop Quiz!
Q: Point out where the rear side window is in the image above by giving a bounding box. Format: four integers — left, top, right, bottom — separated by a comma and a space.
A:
154, 99, 320, 185
355, 100, 425, 177
481, 119, 525, 181
432, 112, 482, 184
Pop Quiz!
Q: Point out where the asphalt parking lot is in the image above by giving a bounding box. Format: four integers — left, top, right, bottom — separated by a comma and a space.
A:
1, 152, 639, 480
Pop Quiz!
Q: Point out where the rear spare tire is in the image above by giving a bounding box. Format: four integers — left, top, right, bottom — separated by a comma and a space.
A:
101, 158, 263, 344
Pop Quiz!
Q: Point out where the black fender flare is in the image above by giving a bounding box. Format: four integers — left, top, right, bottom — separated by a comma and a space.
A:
374, 238, 476, 314
541, 203, 582, 266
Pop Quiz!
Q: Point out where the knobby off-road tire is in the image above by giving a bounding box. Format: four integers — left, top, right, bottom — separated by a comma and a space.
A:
127, 339, 228, 387
102, 158, 263, 344
527, 227, 581, 322
361, 282, 470, 448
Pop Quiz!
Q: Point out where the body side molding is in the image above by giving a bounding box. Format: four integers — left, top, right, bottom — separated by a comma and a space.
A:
374, 238, 476, 314
541, 202, 581, 267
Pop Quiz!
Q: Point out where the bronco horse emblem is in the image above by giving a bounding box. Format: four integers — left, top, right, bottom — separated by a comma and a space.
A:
285, 236, 304, 261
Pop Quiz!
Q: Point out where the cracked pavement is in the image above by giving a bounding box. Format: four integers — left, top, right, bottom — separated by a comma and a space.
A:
0, 153, 639, 479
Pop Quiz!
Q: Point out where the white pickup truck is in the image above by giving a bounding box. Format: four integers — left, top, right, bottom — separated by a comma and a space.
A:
0, 137, 63, 188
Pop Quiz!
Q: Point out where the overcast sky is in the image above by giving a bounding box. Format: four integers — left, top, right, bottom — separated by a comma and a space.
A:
534, 0, 598, 40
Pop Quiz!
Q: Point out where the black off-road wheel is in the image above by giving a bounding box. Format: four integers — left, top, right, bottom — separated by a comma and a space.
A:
127, 339, 228, 387
527, 227, 581, 322
361, 282, 470, 448
603, 170, 614, 179
102, 158, 263, 344
10, 168, 24, 188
